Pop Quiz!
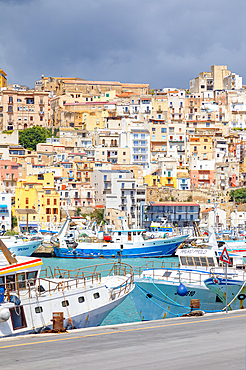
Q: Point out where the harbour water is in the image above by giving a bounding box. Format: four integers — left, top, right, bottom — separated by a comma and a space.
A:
41, 256, 179, 326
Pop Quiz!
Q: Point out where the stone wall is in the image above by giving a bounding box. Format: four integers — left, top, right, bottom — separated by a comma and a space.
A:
146, 186, 231, 204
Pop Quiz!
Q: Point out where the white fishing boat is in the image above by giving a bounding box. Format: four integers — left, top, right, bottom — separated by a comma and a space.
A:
0, 240, 134, 337
130, 246, 244, 320
0, 235, 43, 257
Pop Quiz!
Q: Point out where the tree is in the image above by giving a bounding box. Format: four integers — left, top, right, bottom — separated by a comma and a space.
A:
229, 188, 246, 203
19, 126, 52, 151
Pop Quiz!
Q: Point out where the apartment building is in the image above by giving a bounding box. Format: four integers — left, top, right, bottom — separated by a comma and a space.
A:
143, 202, 200, 229
189, 158, 215, 189
0, 89, 49, 130
15, 173, 60, 228
91, 169, 137, 227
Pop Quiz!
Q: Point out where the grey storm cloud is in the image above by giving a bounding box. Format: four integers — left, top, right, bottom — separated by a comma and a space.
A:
1, 0, 246, 88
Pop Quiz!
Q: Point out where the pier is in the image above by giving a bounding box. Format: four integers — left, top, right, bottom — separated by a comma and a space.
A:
1, 310, 246, 369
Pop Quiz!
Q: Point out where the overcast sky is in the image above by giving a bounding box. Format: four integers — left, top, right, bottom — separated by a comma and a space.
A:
1, 0, 246, 89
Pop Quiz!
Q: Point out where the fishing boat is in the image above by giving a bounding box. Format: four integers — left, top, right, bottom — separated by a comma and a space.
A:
0, 235, 43, 257
0, 240, 134, 337
130, 246, 244, 321
204, 266, 246, 311
217, 239, 246, 257
51, 217, 188, 258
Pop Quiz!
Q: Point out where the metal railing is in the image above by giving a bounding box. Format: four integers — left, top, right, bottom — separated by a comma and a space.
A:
2, 263, 134, 303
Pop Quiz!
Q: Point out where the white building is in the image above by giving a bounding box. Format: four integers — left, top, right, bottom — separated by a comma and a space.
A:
91, 170, 137, 228
0, 192, 11, 231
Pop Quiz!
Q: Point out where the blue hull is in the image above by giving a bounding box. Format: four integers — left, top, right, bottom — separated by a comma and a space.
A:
53, 237, 186, 259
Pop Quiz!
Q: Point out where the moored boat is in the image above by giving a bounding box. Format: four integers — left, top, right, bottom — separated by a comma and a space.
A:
0, 240, 134, 337
51, 217, 188, 258
130, 247, 244, 321
0, 235, 43, 257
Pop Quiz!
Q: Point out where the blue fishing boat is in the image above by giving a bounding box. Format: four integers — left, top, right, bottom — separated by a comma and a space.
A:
51, 218, 188, 258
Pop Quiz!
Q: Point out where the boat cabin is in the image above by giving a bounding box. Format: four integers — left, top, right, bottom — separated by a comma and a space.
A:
112, 229, 147, 243
176, 248, 243, 269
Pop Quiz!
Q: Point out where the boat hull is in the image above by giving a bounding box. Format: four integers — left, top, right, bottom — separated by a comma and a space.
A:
53, 235, 187, 258
0, 239, 42, 257
131, 277, 224, 320
204, 277, 246, 310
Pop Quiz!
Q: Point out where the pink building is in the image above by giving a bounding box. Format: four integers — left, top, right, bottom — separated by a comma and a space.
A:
0, 159, 19, 194
189, 158, 215, 189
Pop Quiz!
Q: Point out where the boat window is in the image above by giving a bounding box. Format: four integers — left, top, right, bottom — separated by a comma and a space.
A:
78, 296, 85, 303
162, 271, 171, 278
207, 258, 215, 267
17, 273, 26, 290
27, 271, 38, 286
61, 300, 69, 307
193, 257, 200, 266
186, 257, 193, 266
6, 275, 15, 291
180, 256, 186, 265
200, 257, 207, 267
35, 306, 43, 313
93, 292, 100, 299
0, 276, 5, 289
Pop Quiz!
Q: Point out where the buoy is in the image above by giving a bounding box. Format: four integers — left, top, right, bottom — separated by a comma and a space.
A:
177, 283, 187, 296
0, 307, 10, 322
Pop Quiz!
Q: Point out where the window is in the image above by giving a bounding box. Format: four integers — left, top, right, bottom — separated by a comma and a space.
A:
61, 300, 69, 307
93, 292, 100, 299
46, 190, 51, 194
47, 198, 50, 205
35, 307, 43, 313
54, 199, 57, 205
78, 296, 85, 303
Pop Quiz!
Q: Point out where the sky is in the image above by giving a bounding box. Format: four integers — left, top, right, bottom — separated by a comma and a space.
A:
1, 0, 246, 89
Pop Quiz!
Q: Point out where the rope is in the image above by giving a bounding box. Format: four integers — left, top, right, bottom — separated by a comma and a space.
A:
61, 282, 74, 328
27, 282, 35, 330
147, 277, 191, 309
222, 280, 246, 311
135, 283, 189, 317
135, 281, 222, 314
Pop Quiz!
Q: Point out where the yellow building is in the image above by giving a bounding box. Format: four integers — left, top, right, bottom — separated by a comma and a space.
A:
15, 173, 60, 228
144, 172, 177, 188
189, 134, 214, 160
0, 69, 7, 88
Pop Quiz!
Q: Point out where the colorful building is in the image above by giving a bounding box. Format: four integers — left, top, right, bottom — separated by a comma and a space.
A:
15, 173, 60, 229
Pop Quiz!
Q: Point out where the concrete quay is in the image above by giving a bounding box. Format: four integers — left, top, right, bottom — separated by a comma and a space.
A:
0, 310, 246, 370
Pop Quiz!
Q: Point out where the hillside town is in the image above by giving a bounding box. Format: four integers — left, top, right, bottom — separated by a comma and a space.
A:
0, 64, 246, 233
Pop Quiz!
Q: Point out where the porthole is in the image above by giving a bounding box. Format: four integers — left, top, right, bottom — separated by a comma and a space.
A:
93, 292, 100, 299
35, 306, 43, 313
61, 300, 69, 307
78, 296, 85, 303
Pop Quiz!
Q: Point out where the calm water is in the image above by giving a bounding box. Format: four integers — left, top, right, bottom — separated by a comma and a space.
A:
41, 256, 178, 326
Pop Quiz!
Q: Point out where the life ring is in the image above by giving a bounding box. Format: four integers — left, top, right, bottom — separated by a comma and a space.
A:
238, 294, 246, 301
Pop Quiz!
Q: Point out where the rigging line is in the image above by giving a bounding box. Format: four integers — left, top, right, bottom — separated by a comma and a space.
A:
222, 280, 246, 311
147, 277, 191, 309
